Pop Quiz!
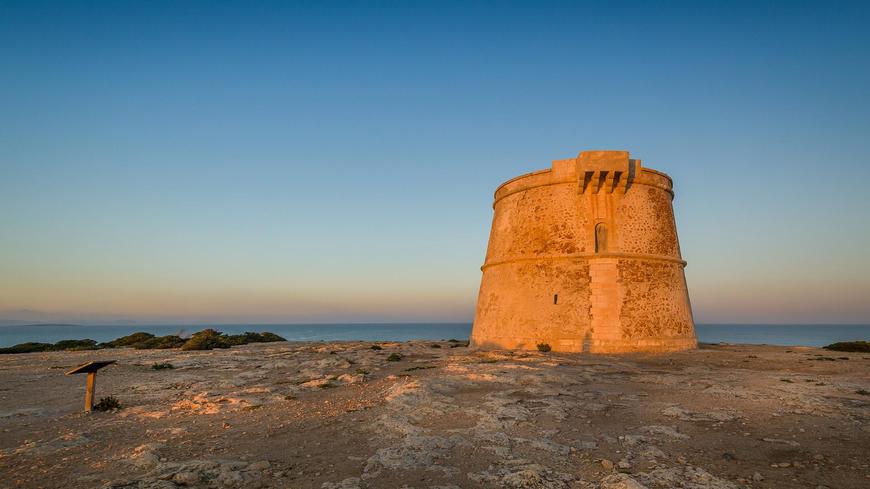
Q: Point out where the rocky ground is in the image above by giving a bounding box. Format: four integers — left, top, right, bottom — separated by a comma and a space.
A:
0, 341, 868, 489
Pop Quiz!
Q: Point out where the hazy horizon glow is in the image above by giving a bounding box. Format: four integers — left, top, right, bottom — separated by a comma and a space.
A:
2, 1, 869, 325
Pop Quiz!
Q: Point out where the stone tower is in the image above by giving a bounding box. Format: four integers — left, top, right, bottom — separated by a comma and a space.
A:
470, 150, 697, 353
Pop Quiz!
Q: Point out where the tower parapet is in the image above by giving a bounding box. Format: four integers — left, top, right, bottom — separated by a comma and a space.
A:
471, 150, 696, 353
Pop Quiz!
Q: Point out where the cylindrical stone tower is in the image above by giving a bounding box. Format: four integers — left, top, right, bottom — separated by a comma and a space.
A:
470, 150, 696, 353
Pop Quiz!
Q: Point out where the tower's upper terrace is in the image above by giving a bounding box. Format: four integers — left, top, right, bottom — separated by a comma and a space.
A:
493, 150, 673, 204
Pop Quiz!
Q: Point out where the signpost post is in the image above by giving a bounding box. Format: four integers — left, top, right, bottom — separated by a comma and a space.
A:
65, 360, 116, 412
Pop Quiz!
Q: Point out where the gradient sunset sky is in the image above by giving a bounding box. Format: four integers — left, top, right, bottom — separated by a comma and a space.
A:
2, 1, 869, 325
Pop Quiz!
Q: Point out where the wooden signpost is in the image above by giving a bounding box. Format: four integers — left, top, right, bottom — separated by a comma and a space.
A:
65, 360, 116, 412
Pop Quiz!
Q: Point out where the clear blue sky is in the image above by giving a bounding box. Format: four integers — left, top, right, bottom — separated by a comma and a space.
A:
1, 1, 868, 325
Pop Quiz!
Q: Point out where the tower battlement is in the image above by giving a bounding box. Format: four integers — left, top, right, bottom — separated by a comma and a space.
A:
471, 150, 696, 353
494, 151, 672, 205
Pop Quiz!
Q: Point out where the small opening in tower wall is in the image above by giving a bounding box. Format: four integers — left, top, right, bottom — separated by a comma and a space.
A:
553, 294, 558, 305
595, 223, 607, 253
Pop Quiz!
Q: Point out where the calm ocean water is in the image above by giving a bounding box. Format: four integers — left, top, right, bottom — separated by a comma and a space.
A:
0, 323, 868, 348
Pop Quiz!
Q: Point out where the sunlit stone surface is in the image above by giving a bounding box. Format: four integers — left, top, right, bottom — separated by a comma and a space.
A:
471, 150, 697, 353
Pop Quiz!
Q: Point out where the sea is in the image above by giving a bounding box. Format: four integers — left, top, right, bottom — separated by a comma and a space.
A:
0, 323, 868, 348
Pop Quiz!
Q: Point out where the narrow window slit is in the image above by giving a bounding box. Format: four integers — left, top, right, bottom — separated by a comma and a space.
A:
553, 294, 558, 305
595, 223, 607, 253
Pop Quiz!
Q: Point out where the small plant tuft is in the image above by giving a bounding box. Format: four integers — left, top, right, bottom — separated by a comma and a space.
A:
370, 345, 383, 350
404, 365, 436, 372
93, 396, 122, 411
856, 389, 870, 396
386, 353, 403, 362
537, 343, 552, 352
430, 343, 442, 348
151, 362, 174, 370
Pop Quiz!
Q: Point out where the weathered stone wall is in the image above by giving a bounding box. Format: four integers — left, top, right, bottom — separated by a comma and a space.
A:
470, 150, 697, 353
474, 260, 593, 351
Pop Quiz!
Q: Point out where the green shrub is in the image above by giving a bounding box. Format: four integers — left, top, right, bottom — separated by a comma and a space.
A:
430, 344, 442, 348
184, 329, 286, 350
0, 339, 99, 354
824, 341, 870, 353
537, 343, 552, 352
1, 328, 285, 355
371, 345, 383, 350
133, 335, 186, 350
223, 331, 287, 346
93, 396, 122, 411
151, 362, 174, 370
101, 332, 155, 348
253, 332, 285, 343
181, 329, 232, 350
0, 342, 54, 354
223, 334, 250, 346
386, 353, 403, 362
53, 339, 98, 351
